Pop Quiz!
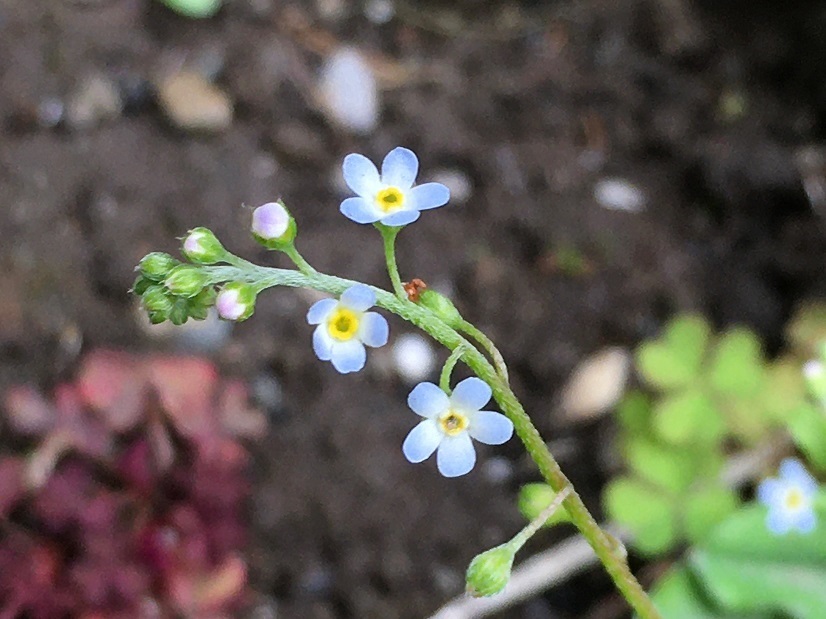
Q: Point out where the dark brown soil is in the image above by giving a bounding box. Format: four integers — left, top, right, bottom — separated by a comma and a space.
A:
2, 0, 826, 617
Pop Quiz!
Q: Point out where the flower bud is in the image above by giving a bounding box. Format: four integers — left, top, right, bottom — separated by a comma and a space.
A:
251, 201, 297, 249
168, 297, 190, 326
164, 265, 208, 298
518, 483, 571, 527
215, 282, 257, 321
418, 289, 463, 328
182, 227, 226, 264
187, 286, 217, 321
139, 252, 179, 281
131, 274, 154, 296
465, 544, 515, 597
142, 285, 174, 315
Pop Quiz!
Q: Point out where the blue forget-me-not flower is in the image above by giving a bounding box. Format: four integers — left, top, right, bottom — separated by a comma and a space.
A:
340, 147, 450, 226
307, 284, 389, 374
757, 458, 818, 535
402, 377, 514, 477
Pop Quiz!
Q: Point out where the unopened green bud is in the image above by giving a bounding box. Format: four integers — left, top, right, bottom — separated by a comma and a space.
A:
142, 285, 174, 314
131, 274, 154, 296
215, 282, 257, 321
182, 227, 226, 264
187, 286, 217, 321
251, 202, 297, 250
168, 297, 190, 326
139, 252, 180, 281
465, 544, 515, 597
518, 483, 571, 527
418, 289, 463, 328
164, 265, 208, 298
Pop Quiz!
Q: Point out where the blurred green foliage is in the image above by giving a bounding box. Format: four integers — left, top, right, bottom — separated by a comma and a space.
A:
648, 496, 826, 619
604, 310, 826, 555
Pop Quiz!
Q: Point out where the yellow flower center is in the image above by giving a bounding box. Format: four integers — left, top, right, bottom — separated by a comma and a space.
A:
375, 187, 405, 212
327, 307, 360, 341
439, 409, 469, 436
785, 488, 805, 510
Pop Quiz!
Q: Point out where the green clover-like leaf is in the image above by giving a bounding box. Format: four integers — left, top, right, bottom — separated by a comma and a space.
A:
603, 476, 679, 555
636, 315, 711, 390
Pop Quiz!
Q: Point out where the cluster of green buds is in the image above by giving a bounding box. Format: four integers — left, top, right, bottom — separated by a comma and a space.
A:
133, 203, 300, 326
132, 250, 216, 325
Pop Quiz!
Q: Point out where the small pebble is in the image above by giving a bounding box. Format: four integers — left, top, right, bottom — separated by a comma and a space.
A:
481, 456, 513, 484
391, 333, 437, 383
364, 0, 395, 24
593, 178, 645, 212
66, 74, 123, 130
560, 346, 631, 422
316, 0, 348, 20
251, 372, 286, 421
157, 71, 233, 132
318, 47, 379, 134
37, 97, 64, 128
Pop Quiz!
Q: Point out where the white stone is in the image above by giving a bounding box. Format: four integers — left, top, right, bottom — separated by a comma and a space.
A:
560, 346, 631, 422
364, 0, 395, 24
157, 71, 233, 132
593, 178, 645, 212
318, 47, 379, 134
392, 333, 436, 383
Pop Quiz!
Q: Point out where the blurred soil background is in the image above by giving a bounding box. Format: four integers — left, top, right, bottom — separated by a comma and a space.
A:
2, 0, 826, 617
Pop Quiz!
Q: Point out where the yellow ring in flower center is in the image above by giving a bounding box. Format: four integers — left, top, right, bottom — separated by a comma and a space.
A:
327, 307, 360, 341
439, 410, 469, 436
375, 187, 405, 212
785, 488, 805, 510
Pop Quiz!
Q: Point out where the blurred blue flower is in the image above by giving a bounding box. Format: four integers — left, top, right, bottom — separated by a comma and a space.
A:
402, 377, 513, 477
307, 284, 389, 374
340, 147, 450, 226
757, 458, 818, 535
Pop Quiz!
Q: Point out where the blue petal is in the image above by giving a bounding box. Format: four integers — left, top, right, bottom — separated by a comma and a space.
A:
307, 298, 337, 325
408, 382, 449, 418
313, 326, 333, 361
342, 153, 381, 197
402, 419, 442, 463
341, 197, 382, 224
791, 509, 817, 534
381, 147, 419, 189
358, 312, 389, 347
330, 340, 367, 373
436, 433, 476, 477
379, 209, 420, 227
779, 458, 818, 495
757, 479, 784, 508
340, 284, 375, 312
766, 509, 793, 535
450, 377, 492, 412
468, 411, 513, 445
410, 182, 450, 210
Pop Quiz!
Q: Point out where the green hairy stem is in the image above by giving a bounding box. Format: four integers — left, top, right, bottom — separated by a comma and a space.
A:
200, 259, 663, 619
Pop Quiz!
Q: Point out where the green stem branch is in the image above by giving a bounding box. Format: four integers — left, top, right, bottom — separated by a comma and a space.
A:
439, 345, 467, 393
458, 319, 509, 383
200, 261, 662, 619
281, 244, 317, 276
377, 225, 406, 299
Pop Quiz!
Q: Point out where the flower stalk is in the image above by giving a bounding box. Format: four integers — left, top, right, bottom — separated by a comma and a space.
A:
196, 259, 662, 619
